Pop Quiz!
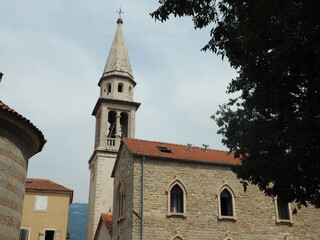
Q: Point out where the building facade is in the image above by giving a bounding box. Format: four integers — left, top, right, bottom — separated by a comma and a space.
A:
20, 178, 73, 240
86, 18, 140, 240
0, 101, 46, 240
111, 138, 320, 240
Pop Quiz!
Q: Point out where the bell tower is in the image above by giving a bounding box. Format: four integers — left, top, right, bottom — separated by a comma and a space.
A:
86, 17, 140, 240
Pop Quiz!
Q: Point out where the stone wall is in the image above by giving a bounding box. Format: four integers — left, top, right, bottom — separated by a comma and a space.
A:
87, 151, 116, 240
0, 136, 27, 240
112, 144, 134, 240
127, 156, 320, 240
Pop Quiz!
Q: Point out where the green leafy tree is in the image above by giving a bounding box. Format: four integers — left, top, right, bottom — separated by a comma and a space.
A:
152, 0, 320, 207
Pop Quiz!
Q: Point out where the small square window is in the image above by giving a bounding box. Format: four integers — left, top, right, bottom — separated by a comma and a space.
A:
34, 196, 48, 212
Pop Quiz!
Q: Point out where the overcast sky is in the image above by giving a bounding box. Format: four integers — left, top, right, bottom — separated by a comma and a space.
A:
0, 0, 237, 203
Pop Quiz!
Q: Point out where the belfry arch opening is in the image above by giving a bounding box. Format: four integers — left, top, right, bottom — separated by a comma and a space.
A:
120, 112, 128, 138
107, 111, 116, 138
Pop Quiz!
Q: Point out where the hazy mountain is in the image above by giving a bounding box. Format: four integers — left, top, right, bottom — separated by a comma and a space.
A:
68, 203, 88, 240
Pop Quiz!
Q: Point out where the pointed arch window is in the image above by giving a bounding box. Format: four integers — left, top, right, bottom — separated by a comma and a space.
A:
218, 185, 236, 220
220, 189, 233, 216
171, 184, 183, 213
167, 180, 187, 216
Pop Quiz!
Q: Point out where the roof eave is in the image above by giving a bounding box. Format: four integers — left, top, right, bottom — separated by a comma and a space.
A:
131, 153, 239, 167
92, 98, 141, 116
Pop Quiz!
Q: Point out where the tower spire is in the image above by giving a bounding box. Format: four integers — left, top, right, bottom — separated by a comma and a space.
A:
102, 16, 133, 80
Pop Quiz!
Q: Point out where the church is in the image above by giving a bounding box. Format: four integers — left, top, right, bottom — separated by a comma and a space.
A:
86, 18, 320, 240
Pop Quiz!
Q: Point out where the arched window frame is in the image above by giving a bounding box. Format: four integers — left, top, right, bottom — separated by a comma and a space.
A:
217, 184, 236, 220
167, 179, 187, 217
173, 235, 184, 240
274, 197, 293, 223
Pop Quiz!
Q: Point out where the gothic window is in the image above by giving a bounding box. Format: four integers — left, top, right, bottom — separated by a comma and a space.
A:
118, 83, 123, 92
171, 184, 183, 213
276, 198, 292, 222
220, 189, 233, 216
218, 185, 236, 220
167, 180, 187, 216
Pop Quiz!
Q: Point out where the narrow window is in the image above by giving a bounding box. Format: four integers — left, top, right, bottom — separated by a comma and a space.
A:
170, 184, 183, 213
117, 183, 125, 218
120, 112, 128, 138
107, 83, 112, 94
118, 83, 123, 92
220, 189, 233, 216
107, 111, 116, 139
277, 198, 290, 220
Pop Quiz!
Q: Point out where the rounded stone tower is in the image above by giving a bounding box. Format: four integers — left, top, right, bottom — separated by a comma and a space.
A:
0, 101, 46, 240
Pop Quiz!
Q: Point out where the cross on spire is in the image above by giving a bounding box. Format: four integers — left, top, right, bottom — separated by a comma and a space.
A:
117, 7, 124, 18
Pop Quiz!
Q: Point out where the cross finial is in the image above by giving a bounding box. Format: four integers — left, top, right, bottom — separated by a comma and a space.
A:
116, 7, 124, 18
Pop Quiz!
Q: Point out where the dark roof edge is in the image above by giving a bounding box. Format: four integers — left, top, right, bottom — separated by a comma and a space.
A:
92, 98, 141, 116
132, 153, 239, 167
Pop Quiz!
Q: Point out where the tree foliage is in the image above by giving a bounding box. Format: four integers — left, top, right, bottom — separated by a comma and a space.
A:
151, 0, 320, 207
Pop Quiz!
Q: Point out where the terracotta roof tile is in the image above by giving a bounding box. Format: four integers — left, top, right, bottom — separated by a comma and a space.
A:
101, 213, 112, 230
0, 101, 46, 151
123, 138, 240, 165
25, 178, 73, 192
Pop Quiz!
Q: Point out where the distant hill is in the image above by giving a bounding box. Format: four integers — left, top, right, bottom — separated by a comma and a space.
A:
68, 203, 88, 240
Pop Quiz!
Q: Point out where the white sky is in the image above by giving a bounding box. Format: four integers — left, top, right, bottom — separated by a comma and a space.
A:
0, 0, 237, 203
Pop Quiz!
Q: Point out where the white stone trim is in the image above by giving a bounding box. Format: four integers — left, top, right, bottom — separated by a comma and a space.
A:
217, 184, 237, 220
166, 179, 187, 217
274, 198, 293, 224
20, 227, 31, 240
172, 235, 184, 240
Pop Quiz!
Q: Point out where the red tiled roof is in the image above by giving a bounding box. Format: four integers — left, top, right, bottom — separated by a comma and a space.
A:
0, 101, 46, 152
101, 213, 112, 230
123, 138, 240, 165
25, 178, 73, 192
